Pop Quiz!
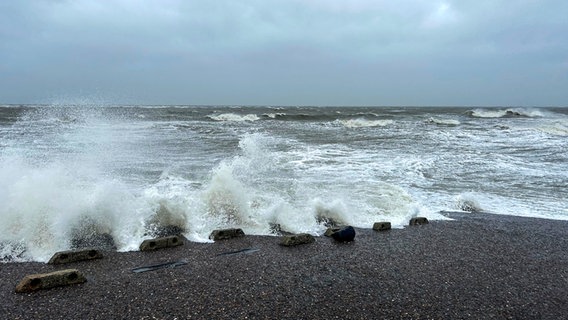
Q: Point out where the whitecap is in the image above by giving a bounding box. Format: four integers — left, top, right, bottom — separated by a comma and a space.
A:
339, 118, 394, 128
207, 113, 260, 122
469, 108, 544, 118
426, 117, 460, 126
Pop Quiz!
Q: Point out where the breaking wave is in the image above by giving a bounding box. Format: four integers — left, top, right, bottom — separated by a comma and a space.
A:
0, 131, 436, 263
338, 118, 394, 128
208, 113, 260, 122
536, 120, 568, 136
468, 108, 545, 118
426, 117, 460, 126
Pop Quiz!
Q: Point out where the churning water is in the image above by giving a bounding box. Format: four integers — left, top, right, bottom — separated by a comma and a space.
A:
1, 104, 567, 262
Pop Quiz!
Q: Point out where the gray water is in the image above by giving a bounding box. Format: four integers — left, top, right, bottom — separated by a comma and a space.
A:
1, 105, 567, 262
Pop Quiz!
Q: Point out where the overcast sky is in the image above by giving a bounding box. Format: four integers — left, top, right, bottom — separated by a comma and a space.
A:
1, 0, 567, 106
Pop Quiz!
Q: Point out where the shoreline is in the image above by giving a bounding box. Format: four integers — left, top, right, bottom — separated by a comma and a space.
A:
2, 212, 568, 319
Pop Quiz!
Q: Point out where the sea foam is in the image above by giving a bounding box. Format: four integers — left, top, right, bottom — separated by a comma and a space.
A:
208, 113, 260, 122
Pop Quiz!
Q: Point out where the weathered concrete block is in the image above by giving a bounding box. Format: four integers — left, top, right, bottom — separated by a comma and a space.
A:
331, 226, 356, 242
373, 222, 392, 231
324, 227, 341, 237
280, 233, 315, 246
15, 269, 86, 293
48, 248, 103, 264
209, 228, 245, 241
409, 217, 429, 226
139, 235, 185, 251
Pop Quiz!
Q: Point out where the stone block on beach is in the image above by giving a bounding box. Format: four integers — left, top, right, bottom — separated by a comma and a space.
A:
139, 235, 185, 251
330, 226, 356, 242
373, 222, 392, 231
15, 269, 86, 293
280, 233, 315, 246
209, 228, 245, 241
48, 248, 103, 264
409, 217, 429, 226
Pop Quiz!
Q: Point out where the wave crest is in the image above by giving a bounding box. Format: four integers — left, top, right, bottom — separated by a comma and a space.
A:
426, 117, 460, 126
339, 118, 394, 128
468, 108, 544, 118
208, 113, 260, 122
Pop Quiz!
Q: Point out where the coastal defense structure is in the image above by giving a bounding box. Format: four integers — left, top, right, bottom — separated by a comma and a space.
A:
373, 222, 392, 231
280, 233, 315, 246
209, 228, 245, 241
48, 248, 103, 264
15, 269, 87, 293
139, 235, 185, 251
409, 217, 429, 226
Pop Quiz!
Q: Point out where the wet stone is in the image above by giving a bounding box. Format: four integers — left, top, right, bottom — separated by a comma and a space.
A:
409, 217, 429, 226
209, 228, 245, 241
373, 222, 392, 231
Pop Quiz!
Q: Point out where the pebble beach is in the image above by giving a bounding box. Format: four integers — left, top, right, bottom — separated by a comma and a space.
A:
2, 212, 568, 319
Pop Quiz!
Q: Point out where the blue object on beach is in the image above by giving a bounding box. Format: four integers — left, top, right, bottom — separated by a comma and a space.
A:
132, 260, 188, 273
217, 248, 260, 256
331, 226, 356, 242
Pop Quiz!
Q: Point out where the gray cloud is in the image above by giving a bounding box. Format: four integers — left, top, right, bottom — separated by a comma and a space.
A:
1, 0, 566, 106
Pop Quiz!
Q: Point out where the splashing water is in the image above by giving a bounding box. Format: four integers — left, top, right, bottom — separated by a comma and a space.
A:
1, 104, 566, 262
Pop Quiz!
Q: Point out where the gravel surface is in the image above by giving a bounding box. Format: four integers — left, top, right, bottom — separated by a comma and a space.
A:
2, 212, 568, 319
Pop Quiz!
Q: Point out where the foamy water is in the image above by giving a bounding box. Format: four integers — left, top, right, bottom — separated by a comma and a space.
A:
1, 105, 567, 262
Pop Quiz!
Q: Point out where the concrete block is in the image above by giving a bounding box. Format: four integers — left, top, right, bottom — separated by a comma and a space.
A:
209, 228, 245, 241
48, 248, 103, 264
15, 269, 86, 293
280, 233, 315, 246
409, 217, 429, 226
139, 235, 185, 252
373, 222, 392, 231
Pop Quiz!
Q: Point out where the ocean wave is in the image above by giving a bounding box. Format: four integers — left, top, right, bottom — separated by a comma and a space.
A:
207, 113, 260, 122
468, 108, 545, 118
0, 132, 437, 263
536, 121, 568, 136
262, 113, 287, 119
339, 118, 394, 128
455, 193, 485, 213
426, 117, 460, 126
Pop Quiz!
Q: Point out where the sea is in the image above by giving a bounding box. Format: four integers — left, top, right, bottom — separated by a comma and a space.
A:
1, 104, 567, 262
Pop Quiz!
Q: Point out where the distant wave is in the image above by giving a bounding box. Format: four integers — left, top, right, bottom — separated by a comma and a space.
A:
468, 108, 544, 118
339, 118, 394, 128
426, 117, 460, 126
207, 113, 260, 122
537, 121, 568, 136
262, 113, 287, 119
